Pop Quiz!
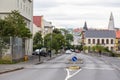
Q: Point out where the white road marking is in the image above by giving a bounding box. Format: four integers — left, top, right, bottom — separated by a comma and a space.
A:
112, 64, 120, 70
65, 68, 82, 80
83, 67, 114, 70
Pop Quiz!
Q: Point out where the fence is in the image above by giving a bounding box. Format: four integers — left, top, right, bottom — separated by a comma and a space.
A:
0, 37, 25, 61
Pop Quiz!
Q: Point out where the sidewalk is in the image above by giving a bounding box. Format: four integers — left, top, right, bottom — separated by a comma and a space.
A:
0, 53, 62, 74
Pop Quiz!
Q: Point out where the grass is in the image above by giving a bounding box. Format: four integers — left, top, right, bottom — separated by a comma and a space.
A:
0, 59, 14, 64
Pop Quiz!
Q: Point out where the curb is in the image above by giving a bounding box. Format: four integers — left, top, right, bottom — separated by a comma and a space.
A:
67, 66, 81, 70
35, 62, 44, 65
0, 67, 24, 75
0, 54, 63, 74
35, 54, 63, 65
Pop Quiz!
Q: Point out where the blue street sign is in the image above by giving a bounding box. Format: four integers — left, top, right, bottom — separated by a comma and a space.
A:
72, 56, 78, 62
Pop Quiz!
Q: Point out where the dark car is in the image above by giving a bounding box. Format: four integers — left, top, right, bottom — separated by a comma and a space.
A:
40, 50, 48, 57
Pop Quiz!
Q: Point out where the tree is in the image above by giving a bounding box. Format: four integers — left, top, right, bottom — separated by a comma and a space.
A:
0, 10, 32, 59
66, 34, 73, 41
44, 33, 65, 53
83, 46, 88, 52
53, 28, 61, 34
33, 32, 43, 50
4, 10, 32, 38
65, 33, 73, 48
60, 28, 69, 35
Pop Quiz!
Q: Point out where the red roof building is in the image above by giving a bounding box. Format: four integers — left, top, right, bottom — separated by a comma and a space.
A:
73, 28, 82, 32
116, 30, 120, 38
33, 16, 43, 27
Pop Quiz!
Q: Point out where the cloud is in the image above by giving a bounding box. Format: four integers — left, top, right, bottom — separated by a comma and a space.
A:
58, 0, 120, 7
33, 0, 120, 29
34, 0, 60, 9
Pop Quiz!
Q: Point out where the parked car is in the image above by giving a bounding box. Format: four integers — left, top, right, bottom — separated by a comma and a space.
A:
40, 50, 48, 57
32, 48, 48, 57
32, 49, 41, 55
65, 50, 72, 54
75, 50, 80, 53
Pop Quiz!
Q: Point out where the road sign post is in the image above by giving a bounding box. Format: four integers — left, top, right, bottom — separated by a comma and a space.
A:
72, 56, 78, 65
72, 56, 78, 62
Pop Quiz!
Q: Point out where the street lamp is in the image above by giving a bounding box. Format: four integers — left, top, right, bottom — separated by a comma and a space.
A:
49, 26, 54, 58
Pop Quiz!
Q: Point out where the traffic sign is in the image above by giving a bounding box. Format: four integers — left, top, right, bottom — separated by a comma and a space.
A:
72, 56, 78, 62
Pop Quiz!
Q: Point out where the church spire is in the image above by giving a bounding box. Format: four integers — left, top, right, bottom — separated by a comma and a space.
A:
83, 21, 88, 31
108, 12, 115, 30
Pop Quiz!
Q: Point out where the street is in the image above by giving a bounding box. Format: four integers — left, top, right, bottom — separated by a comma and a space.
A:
0, 53, 120, 80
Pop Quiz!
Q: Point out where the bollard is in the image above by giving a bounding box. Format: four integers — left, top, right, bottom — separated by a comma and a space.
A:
24, 55, 28, 61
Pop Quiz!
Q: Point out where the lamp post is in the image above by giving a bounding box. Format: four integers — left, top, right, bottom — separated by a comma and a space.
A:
49, 26, 54, 58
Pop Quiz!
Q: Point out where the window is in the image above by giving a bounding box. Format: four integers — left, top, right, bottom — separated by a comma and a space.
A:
88, 39, 91, 44
93, 39, 95, 44
29, 8, 30, 14
118, 39, 120, 43
118, 46, 120, 50
111, 47, 113, 51
106, 39, 109, 44
23, 5, 25, 11
21, 3, 22, 9
17, 0, 19, 7
26, 7, 27, 13
111, 39, 113, 44
97, 39, 100, 44
102, 39, 104, 44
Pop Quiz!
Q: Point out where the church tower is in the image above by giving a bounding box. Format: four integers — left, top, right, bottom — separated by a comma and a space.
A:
83, 21, 88, 31
108, 12, 115, 30
82, 21, 88, 46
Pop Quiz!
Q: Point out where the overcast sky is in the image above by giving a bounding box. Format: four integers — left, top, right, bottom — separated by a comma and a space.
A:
33, 0, 120, 29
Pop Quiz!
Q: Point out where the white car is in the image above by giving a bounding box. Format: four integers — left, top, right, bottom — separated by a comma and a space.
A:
65, 50, 72, 54
32, 49, 41, 55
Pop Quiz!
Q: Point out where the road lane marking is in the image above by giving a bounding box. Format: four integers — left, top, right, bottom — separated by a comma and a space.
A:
83, 67, 114, 70
65, 68, 82, 80
112, 64, 120, 70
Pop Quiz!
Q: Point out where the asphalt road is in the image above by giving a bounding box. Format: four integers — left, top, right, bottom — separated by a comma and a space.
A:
0, 53, 120, 80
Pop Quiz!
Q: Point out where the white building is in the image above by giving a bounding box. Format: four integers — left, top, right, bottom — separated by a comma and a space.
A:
0, 0, 33, 60
33, 24, 41, 37
72, 28, 82, 45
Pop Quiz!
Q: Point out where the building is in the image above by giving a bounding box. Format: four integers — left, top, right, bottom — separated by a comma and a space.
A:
33, 24, 41, 37
108, 12, 115, 30
115, 30, 120, 51
72, 28, 82, 46
0, 0, 33, 60
33, 16, 53, 37
33, 16, 42, 36
84, 29, 116, 51
82, 13, 116, 51
82, 21, 88, 46
43, 20, 53, 36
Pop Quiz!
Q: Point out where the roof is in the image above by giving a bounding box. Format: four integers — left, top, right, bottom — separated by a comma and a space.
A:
33, 16, 42, 27
73, 28, 82, 32
116, 30, 120, 38
85, 29, 116, 38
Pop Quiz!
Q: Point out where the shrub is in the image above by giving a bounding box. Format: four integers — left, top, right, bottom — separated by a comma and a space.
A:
0, 59, 13, 64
